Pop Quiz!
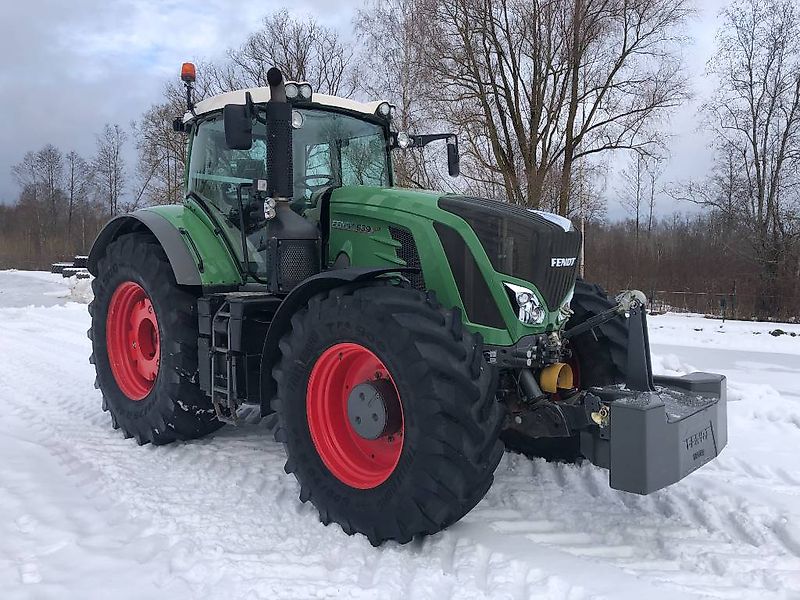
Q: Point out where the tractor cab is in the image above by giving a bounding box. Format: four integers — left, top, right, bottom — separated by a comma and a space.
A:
186, 93, 392, 214
179, 66, 458, 286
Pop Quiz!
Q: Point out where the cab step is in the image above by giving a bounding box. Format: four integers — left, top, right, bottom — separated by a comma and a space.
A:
197, 292, 280, 424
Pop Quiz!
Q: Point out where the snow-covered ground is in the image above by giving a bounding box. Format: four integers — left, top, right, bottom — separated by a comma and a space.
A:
1, 270, 799, 600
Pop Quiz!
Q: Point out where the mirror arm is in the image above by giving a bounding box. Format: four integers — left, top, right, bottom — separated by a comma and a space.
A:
184, 80, 196, 117
409, 133, 454, 148
390, 132, 456, 149
244, 92, 267, 125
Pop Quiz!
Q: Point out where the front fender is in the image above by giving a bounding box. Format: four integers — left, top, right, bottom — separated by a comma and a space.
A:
259, 266, 416, 412
88, 204, 242, 288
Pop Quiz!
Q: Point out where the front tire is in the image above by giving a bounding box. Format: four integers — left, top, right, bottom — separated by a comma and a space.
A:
272, 284, 504, 546
89, 233, 223, 445
567, 279, 628, 387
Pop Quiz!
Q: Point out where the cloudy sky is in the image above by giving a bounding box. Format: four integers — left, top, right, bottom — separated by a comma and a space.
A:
0, 0, 728, 219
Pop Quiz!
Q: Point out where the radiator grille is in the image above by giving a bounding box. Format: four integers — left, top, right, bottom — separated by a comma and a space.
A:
439, 196, 581, 311
434, 222, 506, 329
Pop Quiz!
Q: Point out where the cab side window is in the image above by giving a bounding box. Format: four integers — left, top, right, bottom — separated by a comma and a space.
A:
341, 135, 387, 186
188, 117, 267, 214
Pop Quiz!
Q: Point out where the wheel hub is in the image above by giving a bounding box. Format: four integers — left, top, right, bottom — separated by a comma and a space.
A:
347, 380, 401, 440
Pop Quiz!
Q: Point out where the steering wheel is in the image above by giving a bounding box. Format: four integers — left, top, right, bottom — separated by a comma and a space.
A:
291, 174, 336, 213
296, 174, 336, 194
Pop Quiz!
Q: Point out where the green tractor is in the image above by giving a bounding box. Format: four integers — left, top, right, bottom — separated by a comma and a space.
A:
87, 64, 727, 545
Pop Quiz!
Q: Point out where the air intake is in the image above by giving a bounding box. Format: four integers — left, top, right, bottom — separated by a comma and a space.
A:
388, 226, 426, 291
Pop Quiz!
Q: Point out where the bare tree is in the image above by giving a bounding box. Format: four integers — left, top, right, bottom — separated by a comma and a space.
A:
132, 101, 187, 208
64, 151, 93, 244
695, 0, 800, 316
37, 145, 64, 224
411, 0, 690, 214
206, 10, 359, 96
12, 145, 64, 225
355, 0, 443, 188
644, 156, 663, 235
94, 124, 127, 216
619, 152, 646, 247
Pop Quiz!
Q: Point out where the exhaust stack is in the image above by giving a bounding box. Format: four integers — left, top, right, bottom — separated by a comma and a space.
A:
264, 67, 293, 201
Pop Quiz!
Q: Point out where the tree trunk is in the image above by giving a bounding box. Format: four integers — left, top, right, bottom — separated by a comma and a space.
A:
559, 0, 582, 217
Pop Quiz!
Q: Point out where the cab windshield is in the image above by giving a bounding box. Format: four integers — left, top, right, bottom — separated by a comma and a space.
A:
291, 109, 390, 204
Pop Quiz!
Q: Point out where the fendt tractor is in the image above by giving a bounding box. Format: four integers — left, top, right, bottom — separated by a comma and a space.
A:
87, 63, 727, 545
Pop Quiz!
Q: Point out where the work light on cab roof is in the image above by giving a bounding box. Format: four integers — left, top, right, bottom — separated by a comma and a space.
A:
86, 60, 729, 549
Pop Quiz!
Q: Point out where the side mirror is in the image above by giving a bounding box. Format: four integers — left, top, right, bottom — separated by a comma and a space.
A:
447, 137, 460, 177
223, 104, 252, 150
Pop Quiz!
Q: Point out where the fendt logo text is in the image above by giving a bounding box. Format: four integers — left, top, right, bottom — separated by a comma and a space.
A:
550, 257, 577, 267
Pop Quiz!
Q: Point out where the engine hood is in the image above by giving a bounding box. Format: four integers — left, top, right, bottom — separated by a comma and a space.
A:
330, 186, 573, 230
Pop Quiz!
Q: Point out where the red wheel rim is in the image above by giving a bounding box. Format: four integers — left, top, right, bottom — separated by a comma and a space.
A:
306, 343, 404, 489
106, 281, 160, 401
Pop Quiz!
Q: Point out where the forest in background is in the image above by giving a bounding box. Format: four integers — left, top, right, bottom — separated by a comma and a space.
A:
1, 0, 798, 319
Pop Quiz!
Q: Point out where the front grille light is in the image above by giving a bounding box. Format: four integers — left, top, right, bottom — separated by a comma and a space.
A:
504, 282, 545, 325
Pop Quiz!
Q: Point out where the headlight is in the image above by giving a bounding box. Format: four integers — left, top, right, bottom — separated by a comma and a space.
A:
291, 110, 304, 129
298, 82, 313, 100
376, 101, 393, 118
284, 82, 299, 99
264, 197, 277, 220
396, 131, 411, 148
503, 282, 545, 325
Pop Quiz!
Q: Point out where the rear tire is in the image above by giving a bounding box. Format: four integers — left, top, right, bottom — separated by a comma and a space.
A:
272, 284, 504, 546
89, 232, 223, 445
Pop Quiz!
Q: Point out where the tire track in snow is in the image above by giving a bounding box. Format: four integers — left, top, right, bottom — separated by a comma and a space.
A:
454, 454, 800, 599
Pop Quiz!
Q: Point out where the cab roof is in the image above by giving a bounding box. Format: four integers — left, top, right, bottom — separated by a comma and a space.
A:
184, 86, 386, 123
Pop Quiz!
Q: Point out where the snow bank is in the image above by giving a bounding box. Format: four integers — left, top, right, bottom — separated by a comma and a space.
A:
649, 312, 800, 353
66, 276, 93, 303
0, 269, 93, 307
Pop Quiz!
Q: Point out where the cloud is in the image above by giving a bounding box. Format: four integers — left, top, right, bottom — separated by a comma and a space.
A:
0, 0, 357, 203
